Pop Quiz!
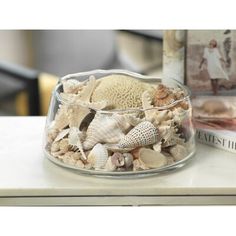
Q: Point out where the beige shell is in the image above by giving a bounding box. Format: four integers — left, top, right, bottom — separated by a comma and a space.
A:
138, 148, 167, 168
118, 121, 159, 149
87, 143, 108, 169
169, 144, 188, 162
133, 159, 149, 171
91, 74, 154, 109
104, 157, 117, 171
83, 113, 130, 150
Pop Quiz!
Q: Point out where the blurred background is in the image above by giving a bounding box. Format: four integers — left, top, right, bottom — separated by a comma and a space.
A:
0, 30, 163, 116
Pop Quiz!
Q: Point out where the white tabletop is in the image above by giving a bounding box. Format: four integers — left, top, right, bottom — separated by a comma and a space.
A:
0, 117, 236, 205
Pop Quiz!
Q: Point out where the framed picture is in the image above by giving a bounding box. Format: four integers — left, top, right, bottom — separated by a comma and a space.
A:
185, 30, 236, 131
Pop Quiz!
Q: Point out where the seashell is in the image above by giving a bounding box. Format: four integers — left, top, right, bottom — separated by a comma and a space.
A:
104, 143, 133, 153
66, 100, 107, 129
104, 157, 117, 171
139, 148, 167, 168
62, 79, 85, 94
169, 144, 188, 162
133, 159, 149, 171
68, 127, 87, 160
87, 143, 108, 169
154, 84, 176, 107
83, 113, 130, 150
153, 141, 162, 152
118, 121, 159, 149
111, 152, 125, 167
53, 104, 69, 131
123, 153, 134, 168
51, 138, 70, 156
54, 128, 70, 142
92, 74, 154, 109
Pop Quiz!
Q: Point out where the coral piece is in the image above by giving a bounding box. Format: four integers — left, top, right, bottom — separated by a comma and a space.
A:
87, 143, 108, 169
91, 74, 154, 109
138, 148, 167, 168
83, 113, 130, 150
118, 121, 159, 149
51, 138, 70, 156
62, 79, 85, 94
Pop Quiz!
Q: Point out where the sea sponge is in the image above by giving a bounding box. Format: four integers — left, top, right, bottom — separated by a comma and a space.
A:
91, 74, 154, 109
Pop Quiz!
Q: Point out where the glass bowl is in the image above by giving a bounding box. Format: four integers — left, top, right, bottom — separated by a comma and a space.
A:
44, 69, 196, 177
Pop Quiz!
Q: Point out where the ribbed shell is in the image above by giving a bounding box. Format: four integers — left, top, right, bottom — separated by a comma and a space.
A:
83, 114, 130, 150
87, 143, 108, 169
118, 121, 159, 149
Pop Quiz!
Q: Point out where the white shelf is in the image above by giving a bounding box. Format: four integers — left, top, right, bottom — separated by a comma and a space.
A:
0, 117, 236, 205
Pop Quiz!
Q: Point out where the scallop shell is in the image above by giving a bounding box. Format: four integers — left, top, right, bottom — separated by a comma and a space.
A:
87, 143, 108, 169
169, 144, 188, 162
83, 113, 130, 150
138, 148, 167, 168
118, 121, 159, 149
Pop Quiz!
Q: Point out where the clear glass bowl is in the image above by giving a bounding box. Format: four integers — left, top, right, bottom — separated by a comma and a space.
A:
44, 69, 196, 177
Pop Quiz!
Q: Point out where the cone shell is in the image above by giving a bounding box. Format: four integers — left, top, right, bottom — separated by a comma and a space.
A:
87, 143, 108, 169
83, 114, 130, 150
118, 121, 159, 149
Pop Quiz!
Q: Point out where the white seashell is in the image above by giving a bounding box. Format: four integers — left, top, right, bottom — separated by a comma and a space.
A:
169, 144, 188, 162
54, 128, 70, 142
104, 157, 117, 171
118, 121, 159, 149
139, 148, 167, 168
83, 114, 130, 150
87, 143, 108, 169
68, 127, 87, 160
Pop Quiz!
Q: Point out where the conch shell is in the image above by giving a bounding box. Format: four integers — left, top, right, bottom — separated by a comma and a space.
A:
138, 148, 167, 168
87, 143, 108, 169
83, 113, 130, 150
118, 121, 159, 149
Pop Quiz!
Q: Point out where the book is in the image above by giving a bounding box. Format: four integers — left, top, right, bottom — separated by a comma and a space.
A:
196, 128, 236, 154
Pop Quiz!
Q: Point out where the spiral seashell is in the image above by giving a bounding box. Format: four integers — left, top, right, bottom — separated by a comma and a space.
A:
83, 113, 130, 150
87, 143, 108, 169
118, 121, 159, 149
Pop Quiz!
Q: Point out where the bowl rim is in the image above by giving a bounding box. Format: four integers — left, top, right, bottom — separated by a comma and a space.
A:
54, 69, 191, 113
